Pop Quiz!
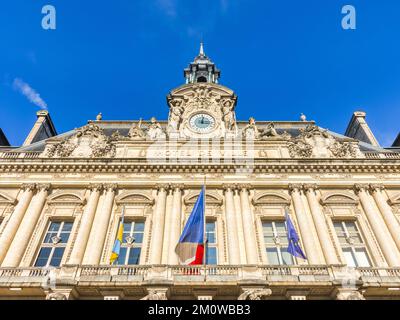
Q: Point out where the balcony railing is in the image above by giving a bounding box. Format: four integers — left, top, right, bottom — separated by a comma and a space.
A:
1, 265, 399, 287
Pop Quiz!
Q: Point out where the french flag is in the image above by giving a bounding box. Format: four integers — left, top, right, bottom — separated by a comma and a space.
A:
175, 186, 205, 265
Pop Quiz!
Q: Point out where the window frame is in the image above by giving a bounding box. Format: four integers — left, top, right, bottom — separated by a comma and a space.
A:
205, 220, 218, 265
34, 220, 73, 268
262, 220, 295, 266
333, 220, 372, 267
115, 220, 145, 266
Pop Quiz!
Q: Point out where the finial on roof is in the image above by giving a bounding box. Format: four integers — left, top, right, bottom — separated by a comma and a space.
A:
96, 112, 103, 121
300, 113, 307, 122
199, 41, 205, 56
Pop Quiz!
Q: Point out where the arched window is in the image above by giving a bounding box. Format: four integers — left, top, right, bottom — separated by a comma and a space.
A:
197, 76, 207, 83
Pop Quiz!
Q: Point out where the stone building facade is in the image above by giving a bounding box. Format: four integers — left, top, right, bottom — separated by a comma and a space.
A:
0, 45, 400, 300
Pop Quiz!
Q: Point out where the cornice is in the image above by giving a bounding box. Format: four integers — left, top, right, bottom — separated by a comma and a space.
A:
0, 158, 399, 174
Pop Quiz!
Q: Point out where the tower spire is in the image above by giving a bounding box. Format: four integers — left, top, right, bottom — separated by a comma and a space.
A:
199, 41, 205, 56
184, 43, 221, 84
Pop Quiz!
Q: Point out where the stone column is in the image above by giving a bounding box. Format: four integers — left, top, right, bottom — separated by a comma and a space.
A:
355, 184, 400, 267
83, 184, 117, 265
239, 185, 258, 264
234, 188, 247, 264
2, 184, 50, 267
149, 184, 168, 264
370, 184, 400, 251
223, 184, 240, 264
168, 184, 183, 265
0, 184, 35, 265
68, 184, 102, 265
161, 188, 174, 263
289, 184, 319, 264
304, 184, 339, 265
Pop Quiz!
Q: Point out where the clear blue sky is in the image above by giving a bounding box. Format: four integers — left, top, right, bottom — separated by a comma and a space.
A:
1, 0, 399, 146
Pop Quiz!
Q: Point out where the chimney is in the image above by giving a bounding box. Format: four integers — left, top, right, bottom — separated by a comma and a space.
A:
23, 110, 57, 146
344, 111, 380, 147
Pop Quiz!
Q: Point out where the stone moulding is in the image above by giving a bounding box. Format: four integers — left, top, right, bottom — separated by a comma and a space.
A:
0, 159, 399, 174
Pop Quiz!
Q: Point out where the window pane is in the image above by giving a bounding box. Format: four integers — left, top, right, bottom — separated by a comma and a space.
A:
275, 222, 286, 235
206, 247, 217, 265
117, 247, 127, 265
345, 222, 358, 234
35, 247, 52, 267
266, 248, 280, 265
62, 222, 73, 232
59, 231, 71, 243
281, 249, 294, 265
206, 222, 215, 232
134, 222, 145, 232
355, 248, 371, 267
123, 222, 131, 232
264, 235, 275, 244
343, 248, 357, 267
262, 222, 273, 234
334, 222, 344, 234
48, 222, 61, 232
49, 247, 65, 267
132, 232, 143, 244
128, 248, 141, 265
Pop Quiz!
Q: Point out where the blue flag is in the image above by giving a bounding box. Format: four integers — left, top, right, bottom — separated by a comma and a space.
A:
285, 212, 307, 260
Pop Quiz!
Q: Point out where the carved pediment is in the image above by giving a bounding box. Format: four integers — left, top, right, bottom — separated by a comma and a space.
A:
115, 192, 154, 205
320, 192, 359, 206
184, 191, 223, 206
43, 124, 118, 158
252, 192, 291, 206
47, 192, 85, 205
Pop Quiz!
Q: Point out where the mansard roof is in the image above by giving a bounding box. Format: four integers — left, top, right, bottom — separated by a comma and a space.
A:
12, 119, 393, 154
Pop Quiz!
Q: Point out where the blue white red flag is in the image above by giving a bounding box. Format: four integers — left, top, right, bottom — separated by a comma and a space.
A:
175, 187, 205, 265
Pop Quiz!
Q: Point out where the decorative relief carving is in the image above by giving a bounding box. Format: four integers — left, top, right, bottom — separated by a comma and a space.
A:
147, 117, 166, 140
336, 290, 365, 300
44, 123, 118, 158
298, 124, 330, 139
46, 292, 68, 300
328, 141, 357, 158
221, 99, 236, 132
238, 288, 272, 300
128, 119, 146, 140
140, 289, 168, 300
288, 139, 313, 158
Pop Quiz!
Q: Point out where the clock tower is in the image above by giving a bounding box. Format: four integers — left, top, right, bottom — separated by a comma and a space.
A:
167, 43, 238, 139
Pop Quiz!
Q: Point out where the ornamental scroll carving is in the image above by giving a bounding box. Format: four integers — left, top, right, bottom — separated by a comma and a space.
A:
44, 123, 118, 158
288, 139, 313, 158
328, 141, 357, 158
238, 289, 272, 300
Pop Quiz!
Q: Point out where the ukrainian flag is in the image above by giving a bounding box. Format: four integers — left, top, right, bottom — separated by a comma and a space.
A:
110, 206, 125, 265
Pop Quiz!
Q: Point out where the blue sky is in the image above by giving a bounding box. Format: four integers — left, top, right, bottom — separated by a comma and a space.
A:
0, 0, 399, 146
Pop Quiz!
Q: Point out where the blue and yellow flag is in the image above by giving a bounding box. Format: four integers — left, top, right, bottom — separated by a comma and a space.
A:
110, 206, 125, 265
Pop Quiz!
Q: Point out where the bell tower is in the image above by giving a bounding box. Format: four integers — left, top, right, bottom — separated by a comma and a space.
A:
168, 43, 237, 139
184, 42, 221, 84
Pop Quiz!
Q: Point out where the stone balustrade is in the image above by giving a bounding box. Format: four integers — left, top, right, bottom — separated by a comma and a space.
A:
1, 265, 399, 286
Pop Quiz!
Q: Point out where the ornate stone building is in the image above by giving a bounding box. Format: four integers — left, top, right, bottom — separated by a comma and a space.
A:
0, 45, 400, 300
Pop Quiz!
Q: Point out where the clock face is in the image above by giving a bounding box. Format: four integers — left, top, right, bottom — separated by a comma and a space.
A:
189, 113, 216, 133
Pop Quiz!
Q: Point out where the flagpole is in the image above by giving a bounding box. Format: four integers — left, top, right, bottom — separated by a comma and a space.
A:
203, 175, 206, 280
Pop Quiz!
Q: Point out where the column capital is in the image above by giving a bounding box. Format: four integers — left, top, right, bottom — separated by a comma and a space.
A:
288, 183, 302, 194
89, 183, 103, 192
155, 183, 170, 192
238, 184, 252, 191
171, 183, 185, 191
303, 184, 318, 193
369, 184, 385, 193
21, 183, 36, 192
222, 184, 236, 192
104, 183, 118, 192
37, 183, 51, 192
354, 184, 369, 194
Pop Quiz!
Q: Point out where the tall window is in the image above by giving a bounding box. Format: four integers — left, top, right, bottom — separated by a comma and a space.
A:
262, 221, 294, 265
206, 221, 218, 265
116, 221, 145, 265
334, 221, 371, 267
35, 221, 73, 267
